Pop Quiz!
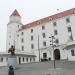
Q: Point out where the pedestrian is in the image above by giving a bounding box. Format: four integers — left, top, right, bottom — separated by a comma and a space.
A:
8, 65, 14, 75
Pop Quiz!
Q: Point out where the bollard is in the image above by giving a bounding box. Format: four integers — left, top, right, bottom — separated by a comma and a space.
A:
8, 65, 14, 75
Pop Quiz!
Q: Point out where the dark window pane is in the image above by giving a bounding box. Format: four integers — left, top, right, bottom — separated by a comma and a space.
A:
23, 57, 24, 62
43, 41, 46, 46
22, 46, 24, 51
30, 58, 32, 62
21, 38, 24, 43
21, 32, 24, 35
31, 29, 33, 33
53, 22, 57, 26
26, 58, 28, 62
31, 36, 33, 40
33, 58, 35, 62
17, 34, 19, 37
71, 50, 75, 56
43, 53, 47, 58
68, 27, 71, 32
42, 33, 46, 38
42, 25, 45, 30
66, 18, 70, 23
54, 30, 58, 35
55, 39, 59, 44
31, 44, 34, 49
1, 58, 3, 62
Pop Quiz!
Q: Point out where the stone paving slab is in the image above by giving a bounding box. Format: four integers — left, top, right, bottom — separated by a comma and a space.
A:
0, 67, 75, 75
0, 68, 75, 75
0, 61, 75, 75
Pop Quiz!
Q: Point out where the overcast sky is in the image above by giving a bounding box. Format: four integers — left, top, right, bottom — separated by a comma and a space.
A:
0, 0, 75, 52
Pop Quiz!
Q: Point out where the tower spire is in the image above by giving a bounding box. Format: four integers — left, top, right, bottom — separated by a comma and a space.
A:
10, 9, 21, 17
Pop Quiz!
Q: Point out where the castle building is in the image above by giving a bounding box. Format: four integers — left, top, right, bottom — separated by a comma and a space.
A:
0, 8, 75, 66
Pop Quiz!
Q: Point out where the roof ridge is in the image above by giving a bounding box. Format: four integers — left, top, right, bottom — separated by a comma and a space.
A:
21, 8, 75, 30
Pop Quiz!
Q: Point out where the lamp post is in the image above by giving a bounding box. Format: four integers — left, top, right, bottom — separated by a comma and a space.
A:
49, 34, 56, 69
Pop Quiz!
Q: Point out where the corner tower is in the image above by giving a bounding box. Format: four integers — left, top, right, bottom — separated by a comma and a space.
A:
6, 9, 22, 52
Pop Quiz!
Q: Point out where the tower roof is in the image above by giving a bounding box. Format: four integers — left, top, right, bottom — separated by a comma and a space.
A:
10, 9, 21, 17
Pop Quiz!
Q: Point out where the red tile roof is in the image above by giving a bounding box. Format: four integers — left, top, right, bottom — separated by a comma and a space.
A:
10, 9, 21, 17
21, 8, 75, 30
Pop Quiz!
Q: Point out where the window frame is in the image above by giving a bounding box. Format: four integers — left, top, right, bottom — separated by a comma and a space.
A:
42, 25, 45, 30
43, 41, 46, 46
66, 18, 70, 23
54, 30, 58, 35
31, 29, 33, 33
53, 22, 57, 26
42, 33, 46, 38
21, 32, 24, 35
68, 26, 71, 32
71, 49, 75, 56
31, 36, 33, 40
31, 44, 34, 49
21, 38, 24, 43
22, 46, 24, 51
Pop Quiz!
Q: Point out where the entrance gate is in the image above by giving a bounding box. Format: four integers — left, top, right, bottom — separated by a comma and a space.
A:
54, 49, 60, 60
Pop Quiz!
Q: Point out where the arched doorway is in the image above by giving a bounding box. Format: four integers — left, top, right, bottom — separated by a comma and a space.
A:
54, 49, 60, 60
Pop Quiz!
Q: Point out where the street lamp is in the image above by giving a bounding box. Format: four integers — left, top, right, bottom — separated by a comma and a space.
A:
49, 34, 56, 69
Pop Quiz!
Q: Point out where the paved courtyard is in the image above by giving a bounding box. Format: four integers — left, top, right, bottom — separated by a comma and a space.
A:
0, 60, 75, 75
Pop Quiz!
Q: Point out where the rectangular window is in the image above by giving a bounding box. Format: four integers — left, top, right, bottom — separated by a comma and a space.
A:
31, 36, 33, 40
53, 22, 57, 26
42, 33, 46, 38
54, 30, 58, 35
17, 34, 19, 37
71, 49, 75, 56
33, 58, 35, 62
31, 29, 33, 33
23, 57, 24, 62
31, 44, 34, 49
55, 39, 59, 44
21, 32, 24, 35
68, 27, 71, 32
43, 41, 46, 46
42, 25, 45, 30
0, 57, 3, 62
21, 38, 24, 43
66, 18, 70, 23
26, 58, 28, 62
30, 58, 32, 62
22, 46, 24, 51
43, 53, 47, 58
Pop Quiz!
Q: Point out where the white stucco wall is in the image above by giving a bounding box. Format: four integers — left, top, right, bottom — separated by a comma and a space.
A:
0, 57, 7, 66
6, 10, 75, 62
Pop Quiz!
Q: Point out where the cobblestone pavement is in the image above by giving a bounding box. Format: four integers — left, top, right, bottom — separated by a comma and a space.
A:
0, 60, 75, 75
